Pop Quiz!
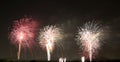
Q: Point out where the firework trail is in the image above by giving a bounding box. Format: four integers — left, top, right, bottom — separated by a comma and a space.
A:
76, 21, 103, 62
10, 17, 38, 60
59, 57, 66, 62
39, 25, 62, 61
81, 56, 85, 62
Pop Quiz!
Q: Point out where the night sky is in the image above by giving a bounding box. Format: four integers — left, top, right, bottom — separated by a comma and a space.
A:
0, 0, 120, 61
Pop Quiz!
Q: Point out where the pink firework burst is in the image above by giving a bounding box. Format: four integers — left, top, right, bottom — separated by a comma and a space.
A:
10, 17, 38, 60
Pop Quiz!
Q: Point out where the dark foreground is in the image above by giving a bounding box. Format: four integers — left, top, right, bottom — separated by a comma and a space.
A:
0, 60, 120, 62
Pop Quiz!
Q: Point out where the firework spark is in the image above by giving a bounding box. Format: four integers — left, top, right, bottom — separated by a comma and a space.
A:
76, 21, 103, 62
59, 57, 66, 62
39, 25, 62, 61
10, 17, 38, 60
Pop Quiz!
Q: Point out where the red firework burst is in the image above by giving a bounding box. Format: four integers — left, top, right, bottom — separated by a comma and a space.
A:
10, 17, 38, 60
10, 17, 38, 48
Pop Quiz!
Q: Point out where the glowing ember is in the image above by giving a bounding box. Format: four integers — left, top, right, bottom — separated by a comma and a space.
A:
18, 32, 24, 41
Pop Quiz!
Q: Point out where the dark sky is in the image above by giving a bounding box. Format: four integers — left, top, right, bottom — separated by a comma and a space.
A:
0, 0, 120, 61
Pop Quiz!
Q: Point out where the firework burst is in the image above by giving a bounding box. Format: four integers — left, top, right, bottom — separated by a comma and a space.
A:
76, 21, 103, 62
38, 25, 62, 61
10, 17, 38, 60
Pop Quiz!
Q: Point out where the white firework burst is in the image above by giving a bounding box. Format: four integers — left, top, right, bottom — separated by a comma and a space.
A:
38, 25, 62, 61
77, 21, 103, 62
